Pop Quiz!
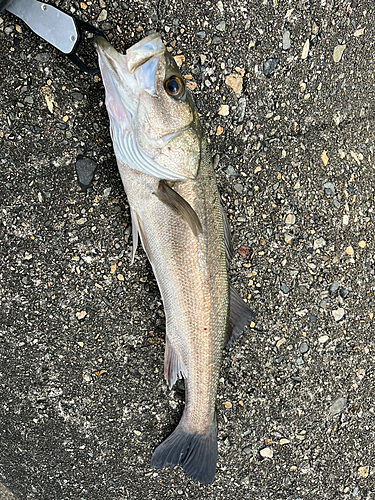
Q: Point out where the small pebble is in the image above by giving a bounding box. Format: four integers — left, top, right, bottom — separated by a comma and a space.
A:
329, 282, 339, 295
332, 308, 345, 322
333, 44, 346, 63
216, 21, 226, 32
260, 447, 273, 459
329, 397, 347, 416
97, 9, 107, 22
321, 150, 329, 166
309, 314, 317, 323
35, 53, 50, 62
285, 214, 295, 225
284, 476, 292, 487
242, 447, 252, 455
280, 284, 289, 294
339, 288, 349, 299
263, 58, 279, 76
282, 30, 291, 50
225, 73, 243, 95
296, 357, 304, 366
280, 438, 290, 445
301, 38, 309, 59
226, 165, 237, 177
233, 97, 247, 123
218, 104, 229, 116
299, 342, 309, 354
313, 237, 326, 250
358, 466, 369, 478
71, 91, 84, 102
76, 311, 87, 320
323, 182, 335, 196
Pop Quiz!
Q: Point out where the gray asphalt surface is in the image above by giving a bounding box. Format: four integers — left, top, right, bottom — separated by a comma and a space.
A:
1, 1, 374, 499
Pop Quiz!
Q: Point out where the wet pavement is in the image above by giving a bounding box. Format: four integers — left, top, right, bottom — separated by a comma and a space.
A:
0, 1, 374, 499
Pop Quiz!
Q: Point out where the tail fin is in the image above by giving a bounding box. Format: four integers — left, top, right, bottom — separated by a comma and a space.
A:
151, 419, 217, 484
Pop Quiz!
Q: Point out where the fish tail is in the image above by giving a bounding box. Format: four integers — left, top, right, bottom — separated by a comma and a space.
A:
151, 417, 217, 484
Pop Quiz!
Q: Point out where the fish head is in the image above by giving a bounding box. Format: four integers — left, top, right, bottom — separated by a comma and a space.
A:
95, 34, 202, 181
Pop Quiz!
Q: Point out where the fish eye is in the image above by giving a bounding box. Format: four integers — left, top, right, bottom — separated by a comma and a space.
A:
164, 76, 185, 99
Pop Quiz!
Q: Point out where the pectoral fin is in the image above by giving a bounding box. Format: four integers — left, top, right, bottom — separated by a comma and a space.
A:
129, 207, 154, 267
154, 181, 203, 236
129, 207, 140, 265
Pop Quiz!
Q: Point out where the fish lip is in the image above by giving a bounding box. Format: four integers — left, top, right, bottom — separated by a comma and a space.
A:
95, 34, 165, 74
94, 36, 127, 79
94, 36, 116, 55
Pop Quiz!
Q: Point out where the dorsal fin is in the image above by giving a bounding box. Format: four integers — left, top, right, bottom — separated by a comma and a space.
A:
221, 206, 233, 263
225, 285, 255, 347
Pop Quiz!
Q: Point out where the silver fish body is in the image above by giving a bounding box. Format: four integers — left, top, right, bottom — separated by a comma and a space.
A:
95, 34, 255, 484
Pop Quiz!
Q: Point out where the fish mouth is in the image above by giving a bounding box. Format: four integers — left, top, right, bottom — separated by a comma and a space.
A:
94, 34, 165, 96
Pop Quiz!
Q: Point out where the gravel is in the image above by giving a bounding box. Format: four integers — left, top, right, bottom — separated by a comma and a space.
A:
0, 1, 374, 500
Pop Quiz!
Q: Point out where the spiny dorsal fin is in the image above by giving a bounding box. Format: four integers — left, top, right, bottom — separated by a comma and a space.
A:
221, 205, 234, 263
225, 285, 255, 347
153, 181, 203, 236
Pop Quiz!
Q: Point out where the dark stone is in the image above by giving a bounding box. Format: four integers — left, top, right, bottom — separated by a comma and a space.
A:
339, 288, 349, 299
71, 91, 84, 102
75, 155, 98, 191
263, 58, 279, 76
56, 122, 68, 130
329, 282, 339, 295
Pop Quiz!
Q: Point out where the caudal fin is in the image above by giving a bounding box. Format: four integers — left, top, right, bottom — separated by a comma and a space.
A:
151, 419, 217, 484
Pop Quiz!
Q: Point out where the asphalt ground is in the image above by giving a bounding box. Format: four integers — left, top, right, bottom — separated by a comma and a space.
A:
0, 1, 374, 499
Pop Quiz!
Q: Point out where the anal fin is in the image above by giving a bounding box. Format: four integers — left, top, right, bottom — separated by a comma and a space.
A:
164, 336, 186, 389
225, 285, 255, 347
